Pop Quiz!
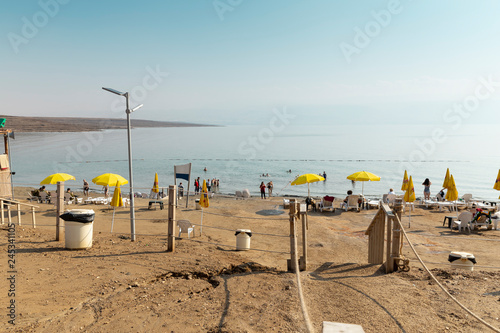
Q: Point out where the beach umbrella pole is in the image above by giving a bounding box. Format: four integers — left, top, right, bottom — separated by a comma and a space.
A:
200, 208, 203, 235
111, 207, 116, 232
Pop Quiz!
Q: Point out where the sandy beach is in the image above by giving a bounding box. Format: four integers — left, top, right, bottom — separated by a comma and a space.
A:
1, 187, 500, 332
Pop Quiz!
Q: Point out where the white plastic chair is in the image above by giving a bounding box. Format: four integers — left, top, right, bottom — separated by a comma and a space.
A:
343, 195, 360, 212
178, 220, 195, 238
64, 193, 74, 205
452, 211, 473, 232
461, 194, 473, 208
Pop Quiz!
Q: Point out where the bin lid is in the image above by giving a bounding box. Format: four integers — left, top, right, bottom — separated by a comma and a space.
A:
449, 251, 474, 259
236, 229, 251, 233
66, 209, 95, 214
60, 209, 95, 223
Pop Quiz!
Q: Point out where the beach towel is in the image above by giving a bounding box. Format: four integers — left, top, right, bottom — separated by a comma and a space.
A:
0, 154, 9, 170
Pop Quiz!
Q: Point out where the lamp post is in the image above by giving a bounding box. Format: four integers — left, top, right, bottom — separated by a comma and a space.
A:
102, 87, 143, 241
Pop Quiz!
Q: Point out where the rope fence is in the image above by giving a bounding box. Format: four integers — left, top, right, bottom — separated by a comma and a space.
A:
395, 214, 500, 332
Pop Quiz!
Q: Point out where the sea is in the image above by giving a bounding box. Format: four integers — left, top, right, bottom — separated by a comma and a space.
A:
8, 124, 500, 200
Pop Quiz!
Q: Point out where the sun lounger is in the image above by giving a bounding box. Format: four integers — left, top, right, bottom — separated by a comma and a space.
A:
318, 196, 335, 212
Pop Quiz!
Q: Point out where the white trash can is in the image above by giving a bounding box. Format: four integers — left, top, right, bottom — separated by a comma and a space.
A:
60, 209, 95, 250
235, 229, 252, 251
448, 251, 476, 271
195, 199, 201, 210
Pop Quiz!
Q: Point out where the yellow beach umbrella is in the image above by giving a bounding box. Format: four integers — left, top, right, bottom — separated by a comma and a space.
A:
40, 173, 76, 185
404, 175, 416, 228
110, 181, 123, 232
199, 179, 209, 208
442, 168, 451, 189
346, 171, 381, 195
404, 176, 415, 203
110, 181, 123, 208
291, 173, 325, 197
152, 172, 159, 193
445, 174, 458, 201
92, 173, 128, 186
493, 169, 500, 199
401, 170, 409, 191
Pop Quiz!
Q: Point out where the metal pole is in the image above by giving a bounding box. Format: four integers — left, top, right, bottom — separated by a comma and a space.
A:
125, 93, 136, 242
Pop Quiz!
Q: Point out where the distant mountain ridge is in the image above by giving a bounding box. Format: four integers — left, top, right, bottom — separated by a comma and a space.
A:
0, 115, 214, 132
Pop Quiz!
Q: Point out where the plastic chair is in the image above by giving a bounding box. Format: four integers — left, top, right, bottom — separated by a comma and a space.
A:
178, 220, 195, 238
452, 211, 473, 232
343, 195, 360, 212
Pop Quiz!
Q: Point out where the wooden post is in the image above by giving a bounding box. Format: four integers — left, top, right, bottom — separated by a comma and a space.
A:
31, 206, 36, 228
391, 201, 403, 271
299, 209, 308, 271
366, 208, 385, 264
1, 199, 4, 225
385, 213, 393, 273
7, 204, 12, 225
16, 203, 21, 225
56, 182, 64, 241
287, 199, 298, 272
167, 185, 177, 252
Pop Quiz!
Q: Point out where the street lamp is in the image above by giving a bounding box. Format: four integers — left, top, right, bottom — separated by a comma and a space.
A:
102, 87, 143, 241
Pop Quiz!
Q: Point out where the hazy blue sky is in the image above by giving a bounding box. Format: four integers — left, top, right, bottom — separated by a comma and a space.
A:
2, 0, 500, 125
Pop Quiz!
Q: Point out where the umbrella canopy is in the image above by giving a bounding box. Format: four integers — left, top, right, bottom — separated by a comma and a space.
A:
346, 171, 381, 195
445, 174, 458, 201
152, 173, 159, 193
291, 173, 325, 197
40, 173, 75, 185
92, 173, 128, 186
110, 181, 123, 207
403, 176, 415, 202
494, 169, 500, 199
199, 179, 209, 208
442, 168, 451, 188
401, 170, 409, 191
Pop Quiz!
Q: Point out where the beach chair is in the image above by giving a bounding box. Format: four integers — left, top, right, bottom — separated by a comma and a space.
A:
319, 196, 335, 212
64, 193, 74, 205
452, 211, 473, 232
461, 194, 473, 208
386, 194, 396, 206
177, 220, 195, 238
343, 195, 360, 212
39, 191, 50, 204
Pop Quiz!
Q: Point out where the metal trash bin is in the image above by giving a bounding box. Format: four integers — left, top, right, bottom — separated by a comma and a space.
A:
60, 209, 95, 250
448, 251, 476, 271
195, 199, 201, 210
235, 229, 252, 251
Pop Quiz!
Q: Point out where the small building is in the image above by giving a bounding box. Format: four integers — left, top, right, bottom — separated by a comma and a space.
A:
0, 128, 14, 198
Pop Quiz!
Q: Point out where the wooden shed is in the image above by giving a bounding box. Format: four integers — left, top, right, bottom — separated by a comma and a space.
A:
0, 128, 14, 198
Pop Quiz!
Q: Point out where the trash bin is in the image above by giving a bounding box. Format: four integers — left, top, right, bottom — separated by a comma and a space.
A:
60, 209, 95, 250
448, 251, 476, 271
195, 199, 201, 210
235, 229, 252, 251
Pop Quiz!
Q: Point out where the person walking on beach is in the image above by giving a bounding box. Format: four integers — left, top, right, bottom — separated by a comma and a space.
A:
83, 179, 89, 196
103, 185, 109, 198
267, 181, 273, 197
422, 178, 432, 200
260, 182, 266, 199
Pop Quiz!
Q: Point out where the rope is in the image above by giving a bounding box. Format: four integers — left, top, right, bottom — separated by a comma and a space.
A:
406, 259, 500, 270
193, 210, 288, 221
185, 222, 288, 238
291, 212, 314, 333
181, 238, 288, 254
394, 214, 500, 332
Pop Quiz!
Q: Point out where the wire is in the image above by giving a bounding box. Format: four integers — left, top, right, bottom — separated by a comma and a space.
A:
395, 214, 500, 332
181, 238, 288, 254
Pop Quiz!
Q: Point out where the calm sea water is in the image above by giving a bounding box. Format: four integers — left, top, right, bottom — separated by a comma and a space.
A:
9, 124, 500, 200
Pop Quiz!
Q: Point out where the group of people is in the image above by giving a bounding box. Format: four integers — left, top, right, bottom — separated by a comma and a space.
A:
194, 177, 220, 194
259, 181, 273, 199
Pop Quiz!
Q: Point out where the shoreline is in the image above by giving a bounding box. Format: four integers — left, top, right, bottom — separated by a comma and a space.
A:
0, 115, 218, 133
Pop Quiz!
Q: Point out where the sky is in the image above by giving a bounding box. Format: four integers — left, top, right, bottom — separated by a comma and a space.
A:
2, 0, 500, 125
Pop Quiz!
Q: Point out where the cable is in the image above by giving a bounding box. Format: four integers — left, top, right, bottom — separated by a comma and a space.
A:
181, 238, 288, 254
394, 214, 500, 332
